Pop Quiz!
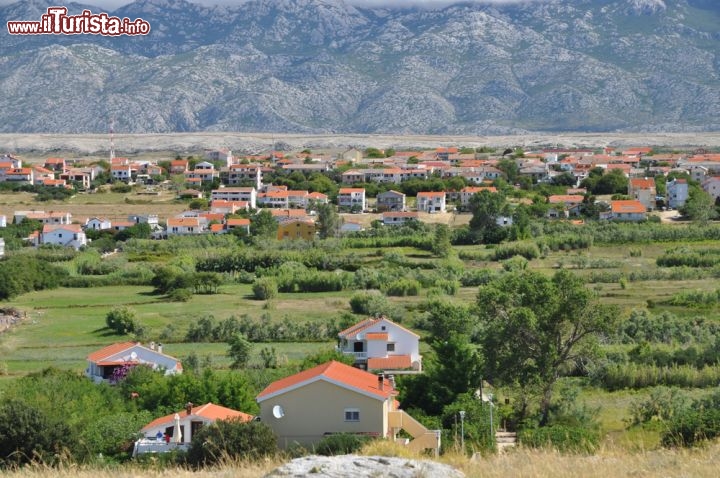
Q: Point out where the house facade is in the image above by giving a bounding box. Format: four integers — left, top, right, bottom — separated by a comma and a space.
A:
277, 219, 315, 240
416, 191, 446, 213
701, 176, 720, 202
376, 190, 406, 212
604, 200, 648, 221
338, 188, 366, 211
85, 341, 182, 383
256, 361, 439, 454
211, 187, 257, 209
382, 211, 419, 226
40, 224, 87, 249
628, 178, 657, 211
337, 316, 422, 372
666, 178, 689, 208
136, 402, 253, 453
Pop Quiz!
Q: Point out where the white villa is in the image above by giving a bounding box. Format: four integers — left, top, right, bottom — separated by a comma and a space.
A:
337, 316, 422, 372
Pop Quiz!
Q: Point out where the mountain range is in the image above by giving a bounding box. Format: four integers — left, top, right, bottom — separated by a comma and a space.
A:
1, 0, 719, 135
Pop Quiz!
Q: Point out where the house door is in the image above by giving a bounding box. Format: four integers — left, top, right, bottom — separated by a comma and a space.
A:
353, 341, 364, 353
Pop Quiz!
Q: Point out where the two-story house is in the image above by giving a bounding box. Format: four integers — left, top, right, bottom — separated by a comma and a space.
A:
256, 360, 439, 454
337, 316, 422, 372
628, 177, 657, 211
416, 191, 446, 213
666, 178, 689, 208
376, 190, 406, 212
337, 188, 366, 212
39, 224, 87, 249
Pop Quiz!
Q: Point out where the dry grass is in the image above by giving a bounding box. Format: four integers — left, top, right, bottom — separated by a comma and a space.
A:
3, 443, 720, 478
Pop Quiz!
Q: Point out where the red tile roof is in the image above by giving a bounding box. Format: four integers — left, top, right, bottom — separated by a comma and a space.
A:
367, 355, 412, 371
417, 191, 445, 198
87, 342, 136, 362
257, 360, 394, 401
629, 178, 656, 189
548, 195, 584, 204
611, 200, 646, 214
339, 188, 365, 194
142, 403, 252, 431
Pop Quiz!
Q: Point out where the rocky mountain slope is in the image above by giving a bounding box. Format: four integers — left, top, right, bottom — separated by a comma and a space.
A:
1, 0, 718, 134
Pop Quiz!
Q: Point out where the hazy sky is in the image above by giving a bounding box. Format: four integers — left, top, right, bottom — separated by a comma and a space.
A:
0, 0, 542, 10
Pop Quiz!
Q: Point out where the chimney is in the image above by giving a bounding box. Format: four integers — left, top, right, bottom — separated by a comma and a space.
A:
185, 402, 193, 415
157, 343, 163, 354
378, 375, 384, 391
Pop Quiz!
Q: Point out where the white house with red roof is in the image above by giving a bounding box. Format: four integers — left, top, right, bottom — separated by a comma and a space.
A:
211, 187, 257, 209
84, 217, 112, 231
166, 217, 205, 236
40, 224, 87, 249
85, 341, 182, 383
134, 402, 253, 455
603, 200, 648, 221
338, 188, 366, 211
256, 360, 439, 453
416, 191, 446, 213
337, 316, 421, 372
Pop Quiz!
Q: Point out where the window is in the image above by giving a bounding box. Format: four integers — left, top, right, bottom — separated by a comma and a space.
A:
344, 408, 360, 422
387, 343, 395, 352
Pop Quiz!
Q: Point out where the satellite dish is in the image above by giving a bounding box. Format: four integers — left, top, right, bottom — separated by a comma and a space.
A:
272, 405, 285, 419
130, 352, 137, 360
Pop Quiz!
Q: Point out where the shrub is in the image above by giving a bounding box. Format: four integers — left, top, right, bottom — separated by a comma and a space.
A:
252, 277, 278, 300
315, 433, 372, 456
493, 242, 540, 261
186, 419, 276, 466
383, 278, 421, 297
168, 288, 192, 302
349, 291, 388, 315
105, 307, 138, 335
0, 399, 73, 468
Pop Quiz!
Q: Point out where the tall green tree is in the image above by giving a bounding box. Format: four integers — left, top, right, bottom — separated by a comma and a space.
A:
680, 187, 718, 223
228, 333, 252, 369
316, 202, 341, 239
477, 269, 619, 424
250, 209, 277, 239
431, 224, 452, 258
468, 190, 509, 244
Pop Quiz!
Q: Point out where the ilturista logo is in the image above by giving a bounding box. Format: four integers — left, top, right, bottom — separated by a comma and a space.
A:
7, 6, 151, 36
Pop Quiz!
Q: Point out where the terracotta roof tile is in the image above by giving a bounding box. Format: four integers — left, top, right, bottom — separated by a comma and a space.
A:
257, 360, 394, 401
87, 342, 136, 362
367, 355, 412, 370
142, 403, 252, 431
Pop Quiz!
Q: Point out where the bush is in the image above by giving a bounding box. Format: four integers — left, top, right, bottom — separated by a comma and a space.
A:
0, 399, 73, 468
315, 433, 372, 456
186, 419, 276, 466
105, 307, 138, 335
383, 278, 421, 297
252, 277, 278, 300
493, 242, 540, 261
348, 291, 397, 317
518, 425, 599, 453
